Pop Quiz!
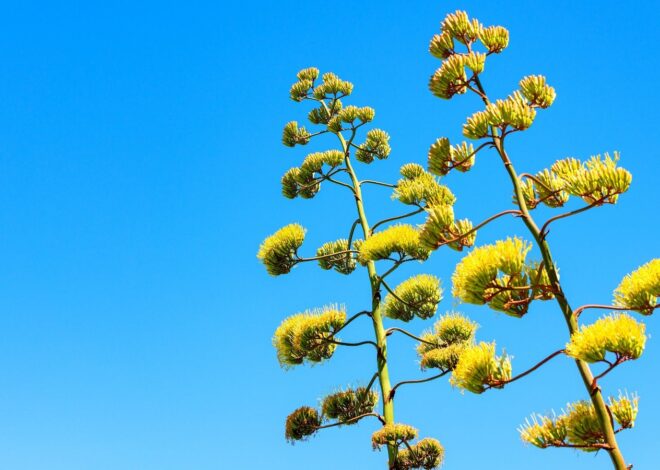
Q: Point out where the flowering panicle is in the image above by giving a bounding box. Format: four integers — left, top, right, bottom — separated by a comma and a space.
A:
519, 75, 556, 108
273, 306, 346, 367
464, 91, 536, 139
281, 150, 345, 199
316, 239, 358, 275
566, 313, 646, 363
257, 224, 306, 276
450, 342, 511, 393
479, 25, 509, 53
613, 259, 660, 314
383, 274, 442, 322
321, 387, 379, 424
358, 224, 430, 263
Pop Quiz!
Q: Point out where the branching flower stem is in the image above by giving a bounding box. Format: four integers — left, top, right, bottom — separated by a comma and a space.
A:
385, 327, 438, 346
485, 349, 565, 390
470, 75, 629, 470
327, 111, 398, 466
389, 370, 450, 401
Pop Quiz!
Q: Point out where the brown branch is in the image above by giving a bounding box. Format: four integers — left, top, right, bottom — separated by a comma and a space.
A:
539, 196, 609, 238
371, 207, 425, 234
431, 209, 522, 249
485, 349, 565, 390
388, 370, 450, 402
386, 327, 438, 346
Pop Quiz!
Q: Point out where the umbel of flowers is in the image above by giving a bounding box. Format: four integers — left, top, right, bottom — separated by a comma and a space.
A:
424, 9, 659, 470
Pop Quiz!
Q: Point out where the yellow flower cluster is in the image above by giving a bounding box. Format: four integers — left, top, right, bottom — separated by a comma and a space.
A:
355, 129, 391, 163
321, 387, 378, 425
417, 312, 478, 371
452, 237, 550, 317
288, 67, 320, 102
429, 52, 485, 99
282, 121, 311, 147
257, 223, 306, 276
396, 437, 445, 470
316, 239, 358, 275
450, 342, 511, 394
358, 224, 430, 263
383, 274, 443, 322
393, 164, 455, 206
463, 91, 536, 139
427, 137, 476, 176
614, 258, 660, 314
519, 75, 556, 108
519, 394, 639, 450
272, 306, 346, 367
419, 204, 475, 252
566, 313, 646, 363
371, 423, 418, 449
281, 150, 345, 199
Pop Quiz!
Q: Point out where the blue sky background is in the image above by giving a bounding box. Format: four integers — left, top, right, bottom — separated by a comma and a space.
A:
0, 1, 658, 469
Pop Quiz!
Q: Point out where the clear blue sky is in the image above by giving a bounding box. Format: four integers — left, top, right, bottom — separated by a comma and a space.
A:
0, 1, 658, 469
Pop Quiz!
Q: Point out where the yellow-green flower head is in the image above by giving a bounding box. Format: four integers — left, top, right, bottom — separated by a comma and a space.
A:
609, 392, 639, 429
290, 79, 313, 102
383, 274, 443, 322
479, 25, 509, 53
519, 75, 556, 109
285, 406, 322, 442
513, 178, 538, 209
452, 237, 538, 316
429, 31, 454, 59
396, 437, 445, 470
297, 67, 320, 82
419, 205, 475, 252
566, 313, 646, 363
450, 341, 511, 394
419, 342, 469, 371
564, 401, 605, 449
530, 169, 570, 208
355, 129, 391, 163
417, 312, 478, 371
316, 239, 358, 275
551, 152, 632, 204
358, 224, 430, 263
394, 167, 456, 207
272, 306, 346, 367
282, 121, 311, 147
320, 387, 379, 424
429, 54, 469, 100
519, 413, 568, 448
371, 423, 418, 449
441, 10, 482, 45
613, 259, 660, 314
308, 98, 343, 125
428, 138, 476, 176
257, 223, 306, 276
463, 91, 536, 139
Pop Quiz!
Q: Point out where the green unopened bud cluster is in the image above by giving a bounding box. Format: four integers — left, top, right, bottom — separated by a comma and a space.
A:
417, 312, 478, 371
451, 237, 554, 317
257, 223, 306, 276
285, 406, 322, 442
273, 306, 346, 366
282, 121, 312, 147
519, 394, 639, 450
450, 342, 511, 393
566, 313, 646, 363
321, 387, 379, 425
383, 274, 442, 322
614, 258, 660, 314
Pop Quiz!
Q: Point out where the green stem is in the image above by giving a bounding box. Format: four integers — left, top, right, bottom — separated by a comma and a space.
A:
495, 138, 628, 470
337, 132, 397, 467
